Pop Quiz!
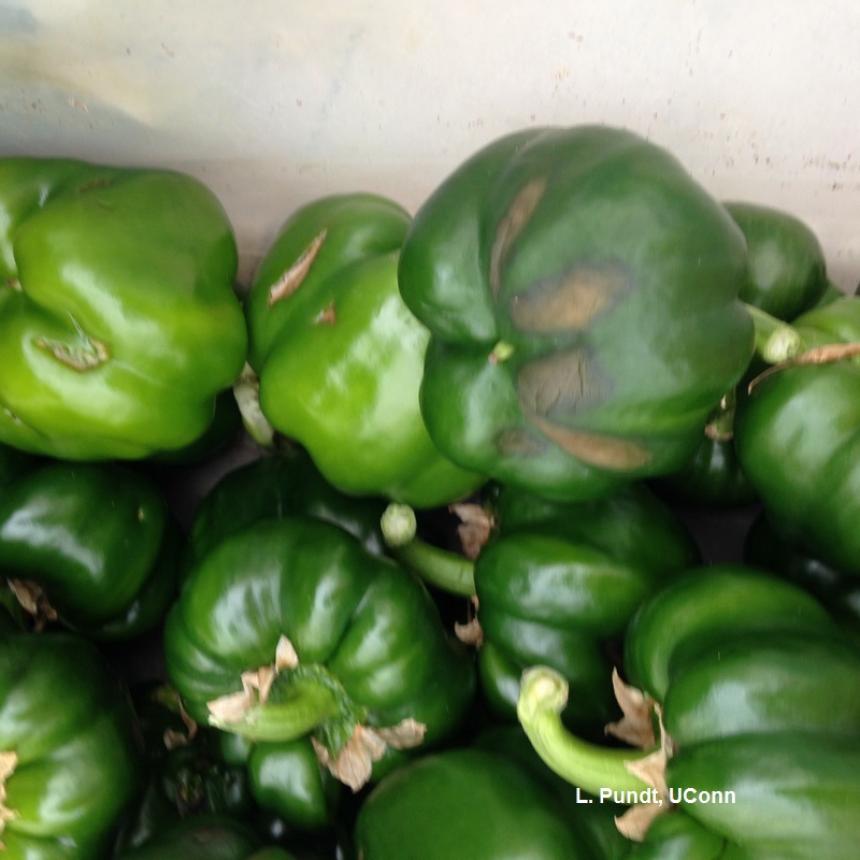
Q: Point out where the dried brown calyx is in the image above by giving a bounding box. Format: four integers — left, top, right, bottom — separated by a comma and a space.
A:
7, 579, 58, 632
606, 670, 675, 841
0, 750, 18, 849
748, 342, 860, 394
207, 635, 427, 792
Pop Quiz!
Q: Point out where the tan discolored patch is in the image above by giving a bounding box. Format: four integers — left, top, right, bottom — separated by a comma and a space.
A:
314, 301, 337, 326
268, 228, 328, 307
496, 427, 545, 457
489, 178, 547, 297
77, 177, 113, 193
529, 414, 652, 472
35, 334, 110, 372
517, 348, 602, 418
509, 264, 628, 333
3, 278, 20, 292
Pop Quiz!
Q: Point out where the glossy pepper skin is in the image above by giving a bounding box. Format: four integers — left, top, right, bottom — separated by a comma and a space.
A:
0, 462, 180, 639
245, 195, 481, 508
726, 202, 828, 319
659, 204, 830, 507
736, 296, 860, 576
475, 484, 698, 727
398, 125, 753, 501
518, 566, 860, 860
185, 453, 388, 829
0, 621, 139, 857
0, 158, 247, 460
115, 684, 252, 855
187, 451, 385, 571
117, 816, 294, 860
165, 517, 474, 815
745, 513, 860, 640
355, 749, 592, 860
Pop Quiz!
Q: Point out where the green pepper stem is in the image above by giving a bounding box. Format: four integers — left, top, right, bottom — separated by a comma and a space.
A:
208, 675, 339, 743
517, 666, 652, 797
233, 362, 276, 448
745, 304, 804, 364
381, 503, 475, 596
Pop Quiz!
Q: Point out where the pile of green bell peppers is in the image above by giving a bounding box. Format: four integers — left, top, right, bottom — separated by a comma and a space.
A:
0, 131, 855, 860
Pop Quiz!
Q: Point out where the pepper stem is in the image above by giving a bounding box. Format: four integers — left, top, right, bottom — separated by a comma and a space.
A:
233, 362, 276, 448
381, 503, 476, 596
517, 667, 652, 797
745, 304, 804, 364
209, 674, 339, 743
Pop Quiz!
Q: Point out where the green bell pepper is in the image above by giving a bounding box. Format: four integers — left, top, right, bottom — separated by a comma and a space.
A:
185, 453, 391, 830
736, 296, 860, 576
398, 125, 754, 501
244, 194, 481, 507
0, 462, 179, 639
726, 202, 828, 319
165, 517, 474, 815
0, 158, 246, 460
517, 566, 860, 859
153, 391, 242, 466
117, 816, 294, 860
115, 684, 252, 855
745, 513, 860, 640
0, 623, 139, 857
355, 748, 593, 859
186, 451, 385, 571
382, 483, 697, 727
0, 446, 32, 495
659, 203, 831, 507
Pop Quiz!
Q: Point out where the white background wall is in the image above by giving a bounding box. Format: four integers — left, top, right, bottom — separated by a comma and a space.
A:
1, 0, 858, 287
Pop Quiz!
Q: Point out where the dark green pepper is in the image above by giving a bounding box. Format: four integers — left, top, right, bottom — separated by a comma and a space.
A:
0, 462, 179, 639
117, 816, 294, 860
518, 566, 860, 859
244, 195, 481, 507
115, 684, 252, 855
383, 483, 696, 728
398, 125, 754, 501
187, 451, 385, 570
355, 749, 593, 859
0, 626, 139, 857
745, 513, 860, 639
726, 201, 828, 319
165, 517, 474, 822
660, 203, 831, 507
736, 296, 860, 576
0, 158, 246, 460
184, 453, 392, 829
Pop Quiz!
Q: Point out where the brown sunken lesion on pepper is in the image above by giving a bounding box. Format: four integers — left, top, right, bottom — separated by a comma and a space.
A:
528, 414, 652, 471
495, 427, 546, 457
509, 263, 629, 333
34, 333, 110, 371
77, 177, 114, 193
268, 228, 328, 307
489, 177, 548, 298
517, 347, 604, 418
